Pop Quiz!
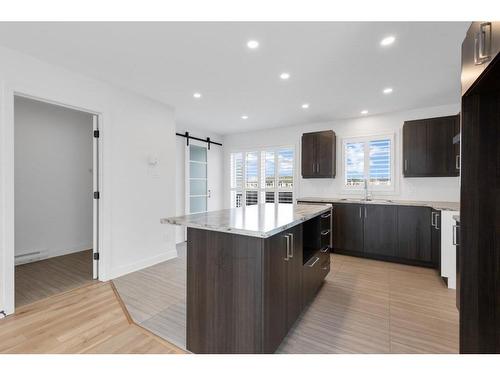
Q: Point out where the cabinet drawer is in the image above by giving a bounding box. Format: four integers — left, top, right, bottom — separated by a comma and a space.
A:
319, 247, 330, 277
320, 211, 332, 231
302, 250, 329, 305
320, 229, 331, 249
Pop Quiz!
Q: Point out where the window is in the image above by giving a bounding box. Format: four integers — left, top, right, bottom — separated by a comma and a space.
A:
343, 135, 394, 191
230, 147, 294, 207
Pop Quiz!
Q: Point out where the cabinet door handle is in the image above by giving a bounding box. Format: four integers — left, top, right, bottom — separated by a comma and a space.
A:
321, 229, 330, 236
320, 246, 329, 253
283, 235, 290, 261
359, 207, 362, 218
456, 155, 460, 170
364, 206, 367, 219
435, 213, 440, 230
475, 22, 492, 65
404, 159, 408, 172
321, 212, 331, 219
288, 233, 294, 259
452, 224, 460, 245
431, 212, 436, 227
307, 257, 320, 268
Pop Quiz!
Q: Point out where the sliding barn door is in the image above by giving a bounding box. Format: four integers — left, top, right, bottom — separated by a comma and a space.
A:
186, 140, 209, 214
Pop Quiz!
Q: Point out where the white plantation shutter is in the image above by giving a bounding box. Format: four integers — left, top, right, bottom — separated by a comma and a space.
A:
343, 135, 394, 191
369, 139, 391, 186
230, 147, 294, 207
230, 152, 243, 189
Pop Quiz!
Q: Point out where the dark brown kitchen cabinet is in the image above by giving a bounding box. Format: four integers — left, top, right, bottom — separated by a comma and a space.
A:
397, 206, 432, 263
302, 248, 329, 306
332, 203, 364, 253
363, 205, 398, 258
461, 22, 500, 95
459, 28, 500, 353
263, 224, 303, 352
403, 115, 460, 177
301, 130, 336, 178
284, 225, 303, 330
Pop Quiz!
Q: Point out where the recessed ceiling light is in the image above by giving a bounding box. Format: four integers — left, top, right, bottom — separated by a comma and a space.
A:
380, 36, 396, 46
241, 115, 249, 120
301, 103, 310, 109
193, 92, 202, 99
383, 87, 393, 94
247, 40, 259, 49
280, 72, 290, 80
361, 110, 368, 115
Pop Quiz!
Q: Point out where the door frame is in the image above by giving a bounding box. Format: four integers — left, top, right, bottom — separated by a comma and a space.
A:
0, 90, 104, 315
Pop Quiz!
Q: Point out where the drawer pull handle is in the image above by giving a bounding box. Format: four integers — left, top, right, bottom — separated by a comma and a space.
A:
307, 257, 320, 267
320, 246, 329, 253
321, 213, 331, 219
321, 229, 330, 236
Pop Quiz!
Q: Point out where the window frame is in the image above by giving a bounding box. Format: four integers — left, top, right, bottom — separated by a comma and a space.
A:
341, 133, 396, 193
229, 145, 296, 207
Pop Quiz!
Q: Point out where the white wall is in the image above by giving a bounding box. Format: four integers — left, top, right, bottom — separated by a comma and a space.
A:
14, 96, 93, 262
175, 125, 224, 243
223, 104, 461, 207
0, 45, 177, 314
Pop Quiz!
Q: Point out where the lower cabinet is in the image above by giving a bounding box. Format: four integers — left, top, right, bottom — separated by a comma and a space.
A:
302, 247, 330, 306
364, 204, 398, 257
332, 203, 439, 267
263, 223, 303, 352
333, 203, 364, 253
397, 206, 432, 263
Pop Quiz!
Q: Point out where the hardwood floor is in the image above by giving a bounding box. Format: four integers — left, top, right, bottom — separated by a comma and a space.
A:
113, 247, 187, 348
0, 282, 185, 354
15, 250, 94, 307
115, 243, 458, 354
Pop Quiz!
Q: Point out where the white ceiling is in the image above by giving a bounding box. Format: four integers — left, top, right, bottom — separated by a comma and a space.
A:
0, 22, 469, 135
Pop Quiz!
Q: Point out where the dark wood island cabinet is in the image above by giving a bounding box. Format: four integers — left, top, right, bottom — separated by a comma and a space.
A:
162, 203, 332, 354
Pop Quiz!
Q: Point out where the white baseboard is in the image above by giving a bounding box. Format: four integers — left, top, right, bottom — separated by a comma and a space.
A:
107, 249, 178, 280
15, 244, 93, 265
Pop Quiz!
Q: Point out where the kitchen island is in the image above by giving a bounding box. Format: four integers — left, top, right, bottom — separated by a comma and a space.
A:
161, 203, 332, 353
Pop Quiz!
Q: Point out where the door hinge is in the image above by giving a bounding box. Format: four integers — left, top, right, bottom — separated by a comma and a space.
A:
93, 191, 100, 199
93, 130, 100, 138
93, 253, 99, 261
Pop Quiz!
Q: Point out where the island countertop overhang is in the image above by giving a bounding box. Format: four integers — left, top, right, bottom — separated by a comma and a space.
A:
160, 203, 331, 238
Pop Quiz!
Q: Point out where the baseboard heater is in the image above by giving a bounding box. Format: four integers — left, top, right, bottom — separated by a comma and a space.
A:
15, 250, 48, 265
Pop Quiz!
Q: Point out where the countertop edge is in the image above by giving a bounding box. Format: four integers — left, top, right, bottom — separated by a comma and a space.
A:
297, 197, 460, 211
161, 205, 331, 238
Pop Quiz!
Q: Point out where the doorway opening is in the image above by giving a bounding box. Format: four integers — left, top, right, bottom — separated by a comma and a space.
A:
13, 95, 100, 308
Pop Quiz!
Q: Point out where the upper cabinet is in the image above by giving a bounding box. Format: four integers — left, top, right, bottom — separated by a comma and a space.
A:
301, 130, 336, 178
403, 115, 460, 177
462, 22, 500, 95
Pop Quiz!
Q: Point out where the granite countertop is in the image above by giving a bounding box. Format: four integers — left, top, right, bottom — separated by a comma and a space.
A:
297, 197, 460, 211
160, 203, 331, 238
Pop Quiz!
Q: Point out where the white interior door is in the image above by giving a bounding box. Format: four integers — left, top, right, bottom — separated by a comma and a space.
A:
186, 140, 209, 214
92, 115, 99, 279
